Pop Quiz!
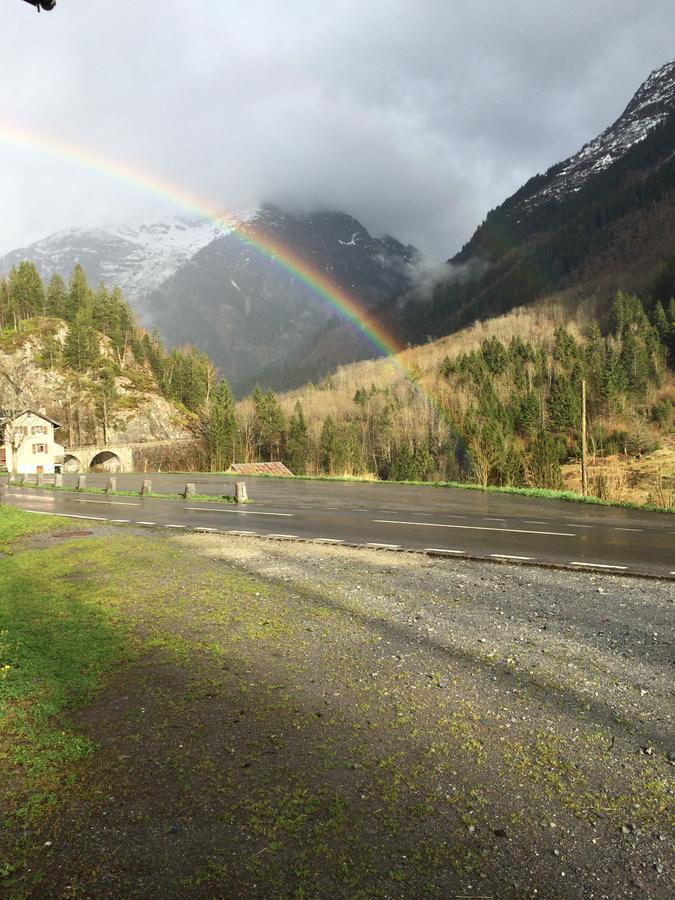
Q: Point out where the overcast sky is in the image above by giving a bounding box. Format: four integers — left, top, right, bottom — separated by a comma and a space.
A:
1, 0, 673, 258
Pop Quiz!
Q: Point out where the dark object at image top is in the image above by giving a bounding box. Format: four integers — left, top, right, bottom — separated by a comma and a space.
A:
23, 0, 56, 11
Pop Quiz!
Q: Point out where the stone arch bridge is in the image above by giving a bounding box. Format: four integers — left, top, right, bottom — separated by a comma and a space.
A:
62, 441, 192, 473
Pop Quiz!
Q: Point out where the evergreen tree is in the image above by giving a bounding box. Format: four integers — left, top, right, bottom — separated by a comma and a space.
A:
64, 264, 92, 321
64, 309, 99, 371
528, 431, 563, 489
253, 388, 286, 460
319, 415, 337, 473
46, 273, 67, 318
285, 400, 309, 474
8, 261, 45, 320
206, 379, 236, 471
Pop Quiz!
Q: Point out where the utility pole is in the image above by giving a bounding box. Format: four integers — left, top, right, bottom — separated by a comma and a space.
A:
581, 378, 589, 496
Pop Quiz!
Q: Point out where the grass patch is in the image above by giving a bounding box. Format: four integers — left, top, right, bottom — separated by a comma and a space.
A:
0, 504, 68, 552
0, 508, 132, 881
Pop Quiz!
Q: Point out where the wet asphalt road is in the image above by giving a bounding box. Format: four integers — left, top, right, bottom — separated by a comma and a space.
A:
2, 473, 673, 578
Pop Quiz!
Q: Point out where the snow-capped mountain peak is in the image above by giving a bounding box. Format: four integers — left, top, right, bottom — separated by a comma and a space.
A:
0, 214, 249, 304
524, 58, 674, 208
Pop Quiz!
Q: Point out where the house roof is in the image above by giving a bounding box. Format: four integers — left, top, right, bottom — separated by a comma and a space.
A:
0, 409, 61, 428
227, 462, 294, 476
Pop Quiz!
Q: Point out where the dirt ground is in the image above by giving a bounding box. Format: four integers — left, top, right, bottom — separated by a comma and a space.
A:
5, 527, 674, 898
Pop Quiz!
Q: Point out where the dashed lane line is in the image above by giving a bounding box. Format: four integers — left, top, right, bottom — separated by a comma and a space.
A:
266, 533, 298, 539
185, 507, 293, 517
524, 521, 547, 525
484, 517, 506, 522
72, 498, 140, 506
424, 548, 465, 555
491, 554, 533, 561
373, 519, 576, 537
136, 521, 157, 526
366, 542, 401, 550
570, 561, 627, 570
614, 527, 643, 532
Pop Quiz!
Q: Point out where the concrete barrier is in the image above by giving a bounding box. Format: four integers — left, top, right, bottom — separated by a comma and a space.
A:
106, 477, 117, 493
36, 472, 44, 485
141, 479, 152, 496
54, 473, 63, 487
235, 481, 248, 504
77, 475, 86, 491
184, 482, 196, 499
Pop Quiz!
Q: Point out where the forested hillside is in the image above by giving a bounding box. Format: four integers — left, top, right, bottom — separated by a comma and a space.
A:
0, 261, 221, 463
234, 291, 674, 506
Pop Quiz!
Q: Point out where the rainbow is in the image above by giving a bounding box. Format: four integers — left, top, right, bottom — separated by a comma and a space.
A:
0, 122, 407, 362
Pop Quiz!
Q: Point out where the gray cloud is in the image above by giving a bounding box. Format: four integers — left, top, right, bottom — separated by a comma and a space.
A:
1, 0, 673, 258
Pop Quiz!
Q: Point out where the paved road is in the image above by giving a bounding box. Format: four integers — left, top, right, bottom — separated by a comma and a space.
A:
2, 473, 674, 578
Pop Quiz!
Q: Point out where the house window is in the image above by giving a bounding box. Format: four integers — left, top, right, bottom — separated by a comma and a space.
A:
31, 425, 48, 435
32, 443, 48, 454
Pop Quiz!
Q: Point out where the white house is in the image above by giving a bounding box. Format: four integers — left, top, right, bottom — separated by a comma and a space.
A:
0, 409, 65, 475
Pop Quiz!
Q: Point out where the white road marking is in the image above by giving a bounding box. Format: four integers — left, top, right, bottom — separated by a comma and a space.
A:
195, 526, 218, 532
137, 521, 157, 526
570, 561, 627, 570
366, 542, 401, 549
72, 498, 140, 506
111, 519, 130, 524
425, 548, 465, 555
524, 521, 547, 525
491, 554, 533, 561
165, 524, 186, 529
614, 527, 643, 532
185, 507, 292, 517
267, 533, 298, 539
485, 517, 506, 522
64, 513, 107, 521
227, 530, 257, 535
373, 520, 575, 537
315, 538, 344, 544
567, 523, 594, 529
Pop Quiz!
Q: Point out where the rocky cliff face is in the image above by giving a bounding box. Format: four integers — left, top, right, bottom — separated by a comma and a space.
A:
0, 325, 194, 450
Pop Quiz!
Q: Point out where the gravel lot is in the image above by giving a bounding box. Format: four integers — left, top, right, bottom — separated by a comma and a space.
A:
13, 527, 674, 898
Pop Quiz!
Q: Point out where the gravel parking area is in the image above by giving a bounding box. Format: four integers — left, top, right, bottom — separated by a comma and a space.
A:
7, 527, 674, 898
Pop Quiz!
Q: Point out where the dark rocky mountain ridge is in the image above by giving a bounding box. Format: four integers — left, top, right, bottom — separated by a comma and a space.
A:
398, 59, 675, 342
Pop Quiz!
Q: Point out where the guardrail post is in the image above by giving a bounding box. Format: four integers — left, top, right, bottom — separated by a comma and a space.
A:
54, 473, 63, 487
235, 481, 248, 504
183, 482, 195, 499
106, 477, 117, 493
77, 475, 86, 491
141, 479, 152, 496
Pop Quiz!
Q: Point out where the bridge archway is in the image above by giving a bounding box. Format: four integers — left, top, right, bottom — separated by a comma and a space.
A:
62, 454, 82, 473
89, 450, 122, 473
